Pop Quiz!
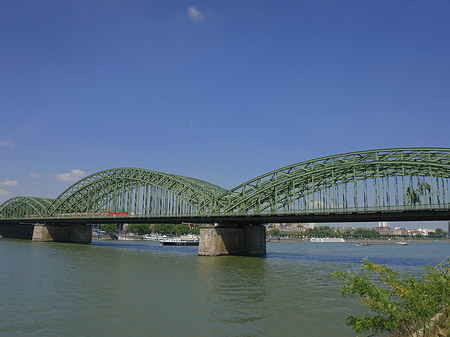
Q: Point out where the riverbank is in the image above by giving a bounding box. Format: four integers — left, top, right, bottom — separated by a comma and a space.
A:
267, 236, 450, 243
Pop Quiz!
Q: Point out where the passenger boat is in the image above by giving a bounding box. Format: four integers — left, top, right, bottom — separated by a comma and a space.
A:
160, 234, 199, 246
308, 237, 345, 243
160, 238, 199, 246
117, 234, 142, 241
142, 234, 167, 241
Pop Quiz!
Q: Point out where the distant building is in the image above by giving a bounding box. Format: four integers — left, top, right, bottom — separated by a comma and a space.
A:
379, 221, 389, 228
393, 227, 408, 236
291, 223, 306, 233
278, 223, 291, 234
417, 228, 435, 236
278, 223, 306, 234
374, 226, 393, 236
408, 229, 421, 237
374, 222, 392, 235
373, 225, 406, 236
305, 223, 316, 229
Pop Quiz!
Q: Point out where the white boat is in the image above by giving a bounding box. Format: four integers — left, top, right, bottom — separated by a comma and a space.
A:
142, 234, 167, 241
308, 237, 346, 243
160, 238, 199, 246
160, 234, 199, 246
117, 234, 142, 241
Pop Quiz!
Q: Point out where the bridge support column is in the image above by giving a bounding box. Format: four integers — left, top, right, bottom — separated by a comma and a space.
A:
198, 224, 266, 256
32, 224, 93, 243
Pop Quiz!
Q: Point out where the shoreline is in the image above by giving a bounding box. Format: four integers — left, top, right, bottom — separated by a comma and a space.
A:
267, 237, 450, 243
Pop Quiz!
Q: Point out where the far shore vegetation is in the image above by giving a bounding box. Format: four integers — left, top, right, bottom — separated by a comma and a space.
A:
268, 225, 446, 240
99, 223, 447, 239
100, 223, 199, 235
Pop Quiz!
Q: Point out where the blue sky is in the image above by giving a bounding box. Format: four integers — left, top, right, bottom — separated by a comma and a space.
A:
1, 1, 449, 227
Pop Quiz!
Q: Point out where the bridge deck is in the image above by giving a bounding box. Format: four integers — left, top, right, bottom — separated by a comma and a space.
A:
2, 207, 449, 226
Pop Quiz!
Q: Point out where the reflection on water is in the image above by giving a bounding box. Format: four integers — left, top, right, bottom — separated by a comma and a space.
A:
195, 256, 267, 335
0, 239, 449, 336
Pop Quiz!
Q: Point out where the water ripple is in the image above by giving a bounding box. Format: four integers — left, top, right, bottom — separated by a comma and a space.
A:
266, 251, 442, 266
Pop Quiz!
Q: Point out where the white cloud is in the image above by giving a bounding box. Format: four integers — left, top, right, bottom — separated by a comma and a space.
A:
187, 6, 204, 22
30, 172, 41, 178
55, 169, 88, 182
0, 140, 14, 147
0, 189, 11, 196
0, 180, 18, 187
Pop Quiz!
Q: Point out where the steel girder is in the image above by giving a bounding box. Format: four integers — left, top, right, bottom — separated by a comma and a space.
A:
49, 168, 227, 216
0, 196, 55, 218
1, 148, 449, 220
218, 148, 450, 214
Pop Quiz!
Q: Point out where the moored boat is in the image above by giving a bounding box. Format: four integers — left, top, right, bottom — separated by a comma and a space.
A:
142, 234, 167, 241
160, 234, 199, 246
160, 238, 199, 246
308, 237, 346, 243
117, 234, 143, 241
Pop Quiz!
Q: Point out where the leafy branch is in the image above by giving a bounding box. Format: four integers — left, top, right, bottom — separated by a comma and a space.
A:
333, 258, 450, 336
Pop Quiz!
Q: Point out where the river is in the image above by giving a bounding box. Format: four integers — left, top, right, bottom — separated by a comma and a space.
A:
1, 239, 449, 336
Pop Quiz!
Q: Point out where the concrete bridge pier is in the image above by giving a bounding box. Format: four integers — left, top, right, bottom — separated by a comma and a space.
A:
32, 223, 93, 243
198, 224, 266, 256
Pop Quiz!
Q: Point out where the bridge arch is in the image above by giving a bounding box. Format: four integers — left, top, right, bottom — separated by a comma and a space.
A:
49, 168, 227, 216
219, 148, 450, 214
0, 196, 55, 219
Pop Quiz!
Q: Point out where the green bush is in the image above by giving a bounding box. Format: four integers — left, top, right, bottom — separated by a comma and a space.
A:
126, 223, 151, 234
269, 228, 281, 236
151, 223, 199, 235
333, 258, 450, 337
100, 223, 117, 233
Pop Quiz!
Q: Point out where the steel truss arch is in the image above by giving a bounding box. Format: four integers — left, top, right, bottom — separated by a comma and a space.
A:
49, 168, 227, 216
218, 148, 450, 214
1, 148, 450, 220
0, 196, 55, 219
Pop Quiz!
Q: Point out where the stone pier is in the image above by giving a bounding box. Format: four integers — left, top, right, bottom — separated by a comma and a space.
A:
32, 224, 93, 243
198, 224, 266, 256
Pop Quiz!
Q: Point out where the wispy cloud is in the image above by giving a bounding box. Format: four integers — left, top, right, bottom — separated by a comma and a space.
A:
0, 180, 18, 187
0, 189, 11, 196
0, 140, 14, 147
187, 6, 204, 22
30, 172, 41, 178
55, 169, 88, 182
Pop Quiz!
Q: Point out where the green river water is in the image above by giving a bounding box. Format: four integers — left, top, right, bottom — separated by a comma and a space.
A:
1, 239, 449, 336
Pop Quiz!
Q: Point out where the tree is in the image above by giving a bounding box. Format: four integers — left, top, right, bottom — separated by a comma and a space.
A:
351, 228, 380, 238
126, 224, 150, 234
269, 228, 281, 236
435, 228, 445, 238
304, 225, 339, 238
100, 224, 117, 233
175, 224, 189, 235
333, 259, 450, 337
190, 227, 200, 235
152, 224, 176, 235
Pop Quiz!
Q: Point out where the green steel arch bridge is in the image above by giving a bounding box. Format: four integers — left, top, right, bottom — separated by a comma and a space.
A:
1, 148, 450, 225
